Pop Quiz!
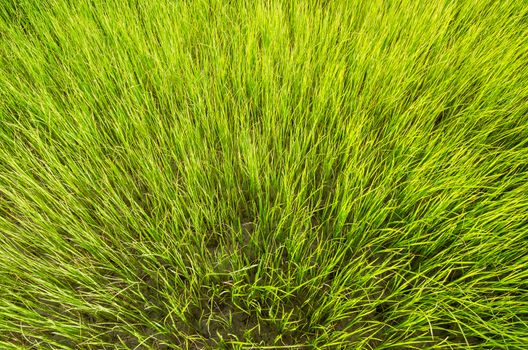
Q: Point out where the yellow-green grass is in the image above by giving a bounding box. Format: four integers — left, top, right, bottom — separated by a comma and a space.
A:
1, 0, 527, 349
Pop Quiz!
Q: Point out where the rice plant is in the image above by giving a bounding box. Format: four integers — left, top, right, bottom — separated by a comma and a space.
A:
1, 0, 527, 349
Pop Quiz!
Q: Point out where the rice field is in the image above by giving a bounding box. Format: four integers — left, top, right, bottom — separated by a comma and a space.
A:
0, 0, 527, 349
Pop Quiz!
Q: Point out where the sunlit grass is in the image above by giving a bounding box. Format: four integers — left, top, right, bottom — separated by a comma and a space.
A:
1, 0, 527, 349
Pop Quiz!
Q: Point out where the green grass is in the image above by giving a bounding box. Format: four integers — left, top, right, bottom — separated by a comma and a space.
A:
1, 0, 527, 349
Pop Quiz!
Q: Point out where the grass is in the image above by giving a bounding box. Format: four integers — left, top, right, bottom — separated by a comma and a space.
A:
0, 0, 527, 349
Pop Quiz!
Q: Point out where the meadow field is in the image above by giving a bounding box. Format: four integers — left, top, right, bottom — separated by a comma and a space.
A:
0, 0, 527, 349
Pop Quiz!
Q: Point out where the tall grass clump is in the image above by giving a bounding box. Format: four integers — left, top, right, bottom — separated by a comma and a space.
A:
1, 0, 527, 349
